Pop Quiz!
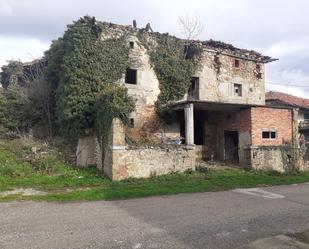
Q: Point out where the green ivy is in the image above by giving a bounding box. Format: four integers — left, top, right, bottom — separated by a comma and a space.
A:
0, 61, 24, 89
0, 85, 29, 133
55, 16, 134, 138
95, 84, 135, 153
1, 16, 202, 146
137, 31, 202, 120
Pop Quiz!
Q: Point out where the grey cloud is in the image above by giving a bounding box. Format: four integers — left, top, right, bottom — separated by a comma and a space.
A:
1, 0, 309, 96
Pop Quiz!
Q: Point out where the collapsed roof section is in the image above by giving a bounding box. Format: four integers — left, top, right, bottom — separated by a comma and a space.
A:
99, 21, 277, 64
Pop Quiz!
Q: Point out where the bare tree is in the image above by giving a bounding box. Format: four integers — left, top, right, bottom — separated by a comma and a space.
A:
178, 12, 204, 41
24, 59, 55, 138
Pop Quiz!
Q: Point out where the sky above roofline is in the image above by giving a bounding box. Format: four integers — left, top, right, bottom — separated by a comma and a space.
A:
1, 0, 309, 98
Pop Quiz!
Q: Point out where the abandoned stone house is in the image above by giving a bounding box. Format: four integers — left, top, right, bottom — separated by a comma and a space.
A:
77, 22, 307, 180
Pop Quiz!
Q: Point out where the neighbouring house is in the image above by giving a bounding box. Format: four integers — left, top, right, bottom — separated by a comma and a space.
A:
76, 21, 308, 180
266, 91, 309, 147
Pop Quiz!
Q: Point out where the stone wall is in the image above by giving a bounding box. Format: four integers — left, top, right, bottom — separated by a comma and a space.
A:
249, 146, 293, 172
100, 118, 195, 180
196, 51, 265, 105
247, 146, 309, 173
297, 149, 309, 171
125, 105, 181, 143
110, 146, 196, 180
121, 35, 181, 143
76, 135, 96, 167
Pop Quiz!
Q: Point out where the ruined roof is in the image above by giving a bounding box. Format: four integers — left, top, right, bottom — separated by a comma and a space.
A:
266, 91, 309, 109
100, 21, 276, 63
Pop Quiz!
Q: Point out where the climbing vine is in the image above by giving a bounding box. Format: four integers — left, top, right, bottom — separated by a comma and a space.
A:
0, 61, 24, 89
137, 31, 202, 120
1, 16, 203, 147
95, 84, 135, 153
55, 16, 135, 139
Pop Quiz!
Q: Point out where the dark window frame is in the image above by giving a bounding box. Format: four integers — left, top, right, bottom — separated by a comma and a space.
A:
262, 130, 277, 139
234, 59, 240, 68
125, 68, 137, 84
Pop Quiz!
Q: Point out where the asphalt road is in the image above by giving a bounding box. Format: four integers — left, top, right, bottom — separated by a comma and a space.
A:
1, 183, 309, 249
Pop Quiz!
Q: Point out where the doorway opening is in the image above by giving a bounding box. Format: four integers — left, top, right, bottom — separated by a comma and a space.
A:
224, 130, 239, 162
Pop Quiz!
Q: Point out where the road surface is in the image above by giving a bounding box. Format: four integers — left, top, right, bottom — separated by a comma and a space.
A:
1, 183, 309, 249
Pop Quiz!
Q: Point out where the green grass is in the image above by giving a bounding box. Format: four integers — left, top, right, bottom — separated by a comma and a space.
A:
1, 138, 309, 202
0, 138, 107, 192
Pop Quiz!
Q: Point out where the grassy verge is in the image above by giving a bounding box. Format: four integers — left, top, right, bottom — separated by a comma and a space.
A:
1, 138, 309, 202
0, 138, 107, 192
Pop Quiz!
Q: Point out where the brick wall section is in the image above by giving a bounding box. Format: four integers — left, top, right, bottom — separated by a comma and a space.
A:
251, 107, 292, 146
217, 108, 251, 132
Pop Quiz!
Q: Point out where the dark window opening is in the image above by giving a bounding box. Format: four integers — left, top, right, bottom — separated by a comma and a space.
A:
234, 59, 240, 68
190, 77, 198, 91
129, 118, 134, 128
188, 77, 199, 100
304, 112, 309, 120
194, 110, 206, 145
129, 41, 134, 49
233, 84, 242, 97
255, 64, 262, 79
180, 115, 185, 144
262, 131, 277, 139
125, 69, 137, 84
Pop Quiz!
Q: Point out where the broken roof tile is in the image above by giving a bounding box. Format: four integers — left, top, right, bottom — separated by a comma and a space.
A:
266, 91, 309, 109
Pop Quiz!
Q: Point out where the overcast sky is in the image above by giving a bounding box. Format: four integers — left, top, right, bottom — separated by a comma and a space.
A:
1, 0, 309, 97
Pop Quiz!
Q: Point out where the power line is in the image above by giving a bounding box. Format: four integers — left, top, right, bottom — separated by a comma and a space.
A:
265, 82, 309, 88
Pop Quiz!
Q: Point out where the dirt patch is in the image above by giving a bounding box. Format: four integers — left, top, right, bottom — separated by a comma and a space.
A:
0, 188, 48, 197
0, 187, 98, 198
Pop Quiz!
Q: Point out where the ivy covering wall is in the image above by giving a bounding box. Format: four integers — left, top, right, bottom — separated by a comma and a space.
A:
0, 15, 203, 144
137, 31, 202, 119
55, 16, 134, 138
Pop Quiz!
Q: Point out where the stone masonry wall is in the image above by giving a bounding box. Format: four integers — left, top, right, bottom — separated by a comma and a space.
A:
76, 135, 96, 167
111, 146, 196, 180
123, 35, 181, 142
125, 105, 180, 144
250, 146, 293, 172
101, 118, 195, 180
196, 51, 265, 105
249, 146, 309, 172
